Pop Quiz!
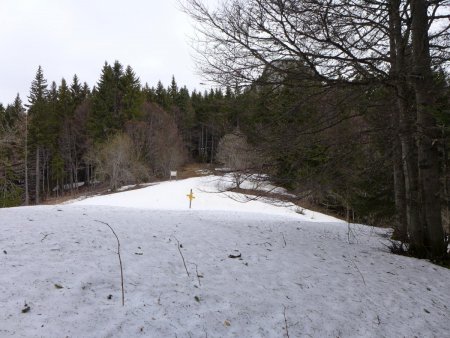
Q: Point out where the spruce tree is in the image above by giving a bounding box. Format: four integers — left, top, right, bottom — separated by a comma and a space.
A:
155, 81, 169, 108
121, 65, 143, 120
90, 62, 118, 140
2, 95, 23, 130
58, 78, 72, 118
27, 65, 49, 203
169, 75, 178, 105
70, 74, 84, 107
27, 66, 49, 144
81, 82, 91, 98
143, 83, 157, 102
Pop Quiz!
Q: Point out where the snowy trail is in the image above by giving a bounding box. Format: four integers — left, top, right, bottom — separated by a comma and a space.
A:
71, 176, 342, 223
1, 176, 449, 337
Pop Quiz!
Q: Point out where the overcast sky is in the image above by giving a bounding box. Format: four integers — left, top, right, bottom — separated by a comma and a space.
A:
0, 0, 216, 105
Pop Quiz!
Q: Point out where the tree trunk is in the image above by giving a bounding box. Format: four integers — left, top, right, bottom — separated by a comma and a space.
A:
442, 126, 449, 235
24, 114, 29, 205
411, 0, 446, 257
396, 81, 422, 250
392, 132, 408, 242
389, 0, 422, 248
35, 146, 40, 204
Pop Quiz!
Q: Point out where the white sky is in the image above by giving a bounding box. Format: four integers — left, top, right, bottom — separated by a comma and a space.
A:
0, 0, 217, 105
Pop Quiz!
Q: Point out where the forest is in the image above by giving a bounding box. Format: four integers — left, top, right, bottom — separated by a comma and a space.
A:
1, 0, 449, 261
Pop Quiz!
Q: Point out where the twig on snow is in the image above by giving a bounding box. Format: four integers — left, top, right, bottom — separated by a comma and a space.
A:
40, 232, 54, 242
194, 263, 201, 287
283, 305, 290, 338
347, 222, 360, 245
351, 259, 366, 286
173, 236, 190, 277
95, 220, 125, 306
281, 232, 287, 247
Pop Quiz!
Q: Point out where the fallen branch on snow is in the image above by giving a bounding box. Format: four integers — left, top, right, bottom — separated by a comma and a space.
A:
173, 236, 190, 277
283, 305, 290, 338
351, 259, 366, 287
95, 220, 125, 306
281, 232, 287, 247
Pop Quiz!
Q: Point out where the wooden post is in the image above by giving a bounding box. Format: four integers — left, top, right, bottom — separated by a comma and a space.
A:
186, 189, 195, 209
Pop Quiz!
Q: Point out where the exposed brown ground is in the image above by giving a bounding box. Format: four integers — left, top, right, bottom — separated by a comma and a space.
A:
42, 163, 215, 205
176, 162, 216, 179
40, 162, 344, 222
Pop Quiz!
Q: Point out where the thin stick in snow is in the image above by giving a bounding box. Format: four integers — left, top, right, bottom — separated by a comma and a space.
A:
95, 220, 125, 306
173, 236, 190, 277
351, 259, 366, 286
281, 232, 287, 247
40, 232, 54, 242
283, 305, 290, 338
194, 263, 201, 287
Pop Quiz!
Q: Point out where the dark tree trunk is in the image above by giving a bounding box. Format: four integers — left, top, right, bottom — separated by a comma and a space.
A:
35, 146, 40, 204
24, 115, 29, 205
411, 0, 446, 257
397, 84, 422, 250
389, 0, 421, 246
392, 132, 408, 242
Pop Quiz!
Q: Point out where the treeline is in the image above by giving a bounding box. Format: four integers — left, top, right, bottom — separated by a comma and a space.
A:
0, 59, 449, 258
0, 61, 241, 206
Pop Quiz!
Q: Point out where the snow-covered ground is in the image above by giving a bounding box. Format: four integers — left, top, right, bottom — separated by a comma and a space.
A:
72, 176, 339, 223
1, 176, 449, 337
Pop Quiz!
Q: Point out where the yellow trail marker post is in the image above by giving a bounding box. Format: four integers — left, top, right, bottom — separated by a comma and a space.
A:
186, 189, 195, 209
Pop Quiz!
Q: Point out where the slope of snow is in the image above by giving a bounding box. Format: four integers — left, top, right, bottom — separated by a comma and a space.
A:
72, 175, 341, 223
1, 177, 449, 338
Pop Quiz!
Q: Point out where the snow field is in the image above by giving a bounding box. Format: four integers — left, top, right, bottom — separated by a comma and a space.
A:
0, 175, 449, 337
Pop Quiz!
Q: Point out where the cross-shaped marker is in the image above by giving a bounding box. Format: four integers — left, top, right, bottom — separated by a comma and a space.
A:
186, 189, 195, 209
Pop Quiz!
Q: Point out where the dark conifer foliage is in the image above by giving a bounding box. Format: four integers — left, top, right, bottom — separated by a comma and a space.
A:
0, 58, 448, 260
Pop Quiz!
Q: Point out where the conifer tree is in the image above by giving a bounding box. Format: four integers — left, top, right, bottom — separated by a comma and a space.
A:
27, 66, 49, 203
2, 94, 23, 131
143, 83, 157, 102
155, 81, 169, 108
81, 82, 91, 98
121, 65, 143, 120
70, 74, 84, 107
90, 62, 118, 140
169, 75, 179, 104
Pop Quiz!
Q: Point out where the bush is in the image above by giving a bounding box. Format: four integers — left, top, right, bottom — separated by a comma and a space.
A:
88, 133, 149, 191
216, 129, 261, 188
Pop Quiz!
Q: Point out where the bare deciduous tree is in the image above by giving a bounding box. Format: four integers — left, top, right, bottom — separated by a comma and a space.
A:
125, 102, 187, 178
183, 0, 450, 257
216, 129, 261, 188
90, 133, 149, 191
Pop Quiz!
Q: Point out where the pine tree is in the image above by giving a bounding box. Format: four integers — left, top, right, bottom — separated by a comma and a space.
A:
169, 75, 178, 105
81, 82, 90, 98
27, 66, 49, 144
121, 65, 143, 120
58, 78, 72, 118
27, 66, 49, 203
155, 81, 169, 108
2, 94, 23, 131
143, 83, 157, 102
70, 74, 84, 107
0, 93, 26, 207
90, 62, 119, 140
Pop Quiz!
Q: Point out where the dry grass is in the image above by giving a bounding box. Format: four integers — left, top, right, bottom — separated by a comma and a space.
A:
41, 163, 215, 205
176, 163, 216, 179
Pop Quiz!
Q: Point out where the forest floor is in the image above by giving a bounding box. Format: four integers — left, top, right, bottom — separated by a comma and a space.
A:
1, 175, 449, 337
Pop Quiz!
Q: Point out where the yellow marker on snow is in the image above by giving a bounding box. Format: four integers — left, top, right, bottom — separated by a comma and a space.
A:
186, 189, 195, 209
